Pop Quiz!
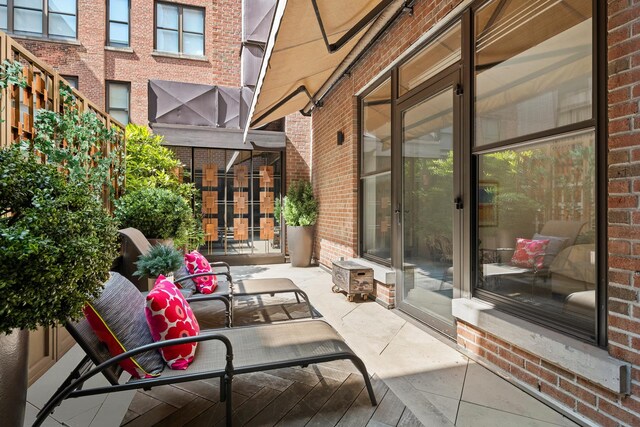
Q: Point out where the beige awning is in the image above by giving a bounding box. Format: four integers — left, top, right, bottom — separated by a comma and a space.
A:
246, 0, 401, 130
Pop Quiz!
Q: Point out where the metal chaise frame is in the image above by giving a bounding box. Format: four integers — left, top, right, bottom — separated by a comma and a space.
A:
33, 321, 376, 427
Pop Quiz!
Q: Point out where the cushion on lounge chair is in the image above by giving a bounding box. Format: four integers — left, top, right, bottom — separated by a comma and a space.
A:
511, 238, 549, 270
174, 265, 198, 293
83, 272, 164, 379
532, 233, 569, 269
146, 276, 200, 370
185, 250, 218, 294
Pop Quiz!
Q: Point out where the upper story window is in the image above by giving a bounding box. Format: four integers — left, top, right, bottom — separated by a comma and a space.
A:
155, 2, 204, 56
0, 0, 77, 39
108, 0, 130, 47
107, 81, 130, 125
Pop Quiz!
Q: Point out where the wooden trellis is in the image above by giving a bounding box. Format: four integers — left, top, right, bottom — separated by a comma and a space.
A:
0, 31, 126, 211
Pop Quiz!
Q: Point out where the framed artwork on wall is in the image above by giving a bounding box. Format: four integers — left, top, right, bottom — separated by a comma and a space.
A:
479, 181, 498, 227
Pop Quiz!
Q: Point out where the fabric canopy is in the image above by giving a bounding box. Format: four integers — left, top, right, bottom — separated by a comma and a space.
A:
247, 0, 397, 129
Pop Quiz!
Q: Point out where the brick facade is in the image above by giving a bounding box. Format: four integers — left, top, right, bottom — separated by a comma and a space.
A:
311, 0, 640, 424
285, 112, 312, 186
17, 0, 241, 125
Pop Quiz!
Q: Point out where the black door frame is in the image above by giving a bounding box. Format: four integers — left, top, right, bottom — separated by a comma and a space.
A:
392, 67, 463, 338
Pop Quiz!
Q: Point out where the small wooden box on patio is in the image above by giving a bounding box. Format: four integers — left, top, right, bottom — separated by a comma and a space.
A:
331, 260, 373, 301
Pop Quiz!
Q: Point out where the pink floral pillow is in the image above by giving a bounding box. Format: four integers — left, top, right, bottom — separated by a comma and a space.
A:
511, 238, 550, 270
145, 276, 200, 370
184, 250, 218, 294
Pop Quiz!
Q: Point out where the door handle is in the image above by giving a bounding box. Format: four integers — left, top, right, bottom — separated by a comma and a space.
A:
454, 197, 463, 210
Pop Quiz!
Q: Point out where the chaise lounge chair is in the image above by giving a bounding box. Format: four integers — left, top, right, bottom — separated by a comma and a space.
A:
116, 228, 315, 325
34, 273, 376, 427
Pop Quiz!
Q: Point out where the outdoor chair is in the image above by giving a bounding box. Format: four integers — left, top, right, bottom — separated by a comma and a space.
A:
33, 273, 377, 427
117, 228, 315, 324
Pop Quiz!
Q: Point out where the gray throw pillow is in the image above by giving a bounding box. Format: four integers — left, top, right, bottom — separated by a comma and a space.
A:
173, 265, 198, 294
532, 233, 569, 269
83, 272, 164, 378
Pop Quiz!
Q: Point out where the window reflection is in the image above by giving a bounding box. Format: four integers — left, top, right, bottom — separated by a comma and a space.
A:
475, 0, 593, 146
361, 78, 391, 261
477, 130, 596, 333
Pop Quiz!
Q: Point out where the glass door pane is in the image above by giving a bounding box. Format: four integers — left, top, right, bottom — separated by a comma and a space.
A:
400, 86, 456, 334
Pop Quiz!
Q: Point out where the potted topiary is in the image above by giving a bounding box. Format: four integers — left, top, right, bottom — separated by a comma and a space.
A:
134, 244, 184, 290
275, 180, 318, 267
114, 187, 193, 246
0, 146, 118, 426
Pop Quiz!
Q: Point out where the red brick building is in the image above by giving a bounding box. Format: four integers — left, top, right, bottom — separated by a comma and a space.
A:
247, 0, 640, 425
9, 0, 311, 263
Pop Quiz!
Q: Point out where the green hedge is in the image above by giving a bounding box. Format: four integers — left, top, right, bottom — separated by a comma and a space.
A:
0, 146, 118, 335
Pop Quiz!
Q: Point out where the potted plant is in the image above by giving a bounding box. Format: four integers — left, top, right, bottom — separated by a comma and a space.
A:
134, 244, 184, 290
114, 187, 193, 246
0, 146, 118, 426
276, 180, 318, 267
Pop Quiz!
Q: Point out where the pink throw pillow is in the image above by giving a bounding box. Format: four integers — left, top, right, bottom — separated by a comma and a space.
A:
184, 250, 218, 294
511, 238, 550, 270
145, 275, 200, 370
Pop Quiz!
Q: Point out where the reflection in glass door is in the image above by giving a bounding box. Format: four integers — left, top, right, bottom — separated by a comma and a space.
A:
398, 81, 458, 336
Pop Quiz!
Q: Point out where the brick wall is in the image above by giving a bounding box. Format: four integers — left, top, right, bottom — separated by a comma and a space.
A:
284, 113, 312, 186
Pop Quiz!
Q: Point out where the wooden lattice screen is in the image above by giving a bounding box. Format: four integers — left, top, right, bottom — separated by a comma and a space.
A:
0, 32, 126, 210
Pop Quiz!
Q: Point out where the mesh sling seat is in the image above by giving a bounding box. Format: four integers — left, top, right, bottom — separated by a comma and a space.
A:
118, 228, 315, 324
34, 275, 376, 427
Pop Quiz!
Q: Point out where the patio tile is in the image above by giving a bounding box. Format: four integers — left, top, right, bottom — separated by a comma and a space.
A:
461, 363, 579, 426
455, 402, 572, 427
337, 301, 407, 357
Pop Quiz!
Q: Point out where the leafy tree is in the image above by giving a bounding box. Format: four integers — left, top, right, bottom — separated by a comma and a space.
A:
124, 124, 196, 200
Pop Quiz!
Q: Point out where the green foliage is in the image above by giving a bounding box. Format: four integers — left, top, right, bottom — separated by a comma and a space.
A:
134, 244, 183, 278
0, 60, 26, 123
125, 124, 196, 200
114, 187, 193, 241
0, 146, 118, 335
281, 180, 318, 226
29, 84, 125, 201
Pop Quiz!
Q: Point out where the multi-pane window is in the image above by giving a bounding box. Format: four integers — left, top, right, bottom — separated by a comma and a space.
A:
361, 78, 392, 262
48, 0, 76, 38
474, 0, 596, 340
108, 0, 130, 47
156, 2, 204, 56
4, 0, 77, 39
107, 81, 130, 124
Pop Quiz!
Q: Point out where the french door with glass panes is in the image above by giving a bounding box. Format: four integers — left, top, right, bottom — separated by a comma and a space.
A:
392, 70, 463, 337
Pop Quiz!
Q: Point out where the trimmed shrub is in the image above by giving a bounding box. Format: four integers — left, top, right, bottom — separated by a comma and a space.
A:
115, 187, 193, 241
0, 146, 118, 335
